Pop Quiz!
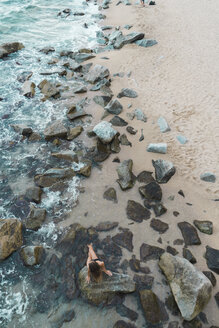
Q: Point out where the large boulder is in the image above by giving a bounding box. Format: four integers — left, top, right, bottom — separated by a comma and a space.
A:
93, 121, 117, 144
0, 42, 24, 59
0, 218, 23, 260
159, 253, 212, 320
78, 266, 135, 305
117, 159, 135, 190
20, 245, 45, 266
43, 120, 68, 140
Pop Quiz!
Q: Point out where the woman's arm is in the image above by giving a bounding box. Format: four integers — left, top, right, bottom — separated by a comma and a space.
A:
101, 263, 112, 276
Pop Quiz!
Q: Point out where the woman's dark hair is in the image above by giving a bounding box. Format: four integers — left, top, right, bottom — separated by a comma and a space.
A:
89, 262, 101, 281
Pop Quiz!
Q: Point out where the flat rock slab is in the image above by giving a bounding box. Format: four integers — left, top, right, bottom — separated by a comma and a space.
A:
178, 222, 201, 246
140, 243, 165, 262
152, 159, 176, 183
44, 120, 67, 140
139, 181, 162, 201
147, 143, 167, 154
193, 220, 213, 235
150, 218, 169, 234
95, 221, 119, 232
159, 253, 212, 320
117, 88, 138, 98
93, 121, 117, 144
117, 159, 135, 190
205, 245, 219, 274
0, 218, 23, 260
112, 230, 133, 252
78, 266, 135, 305
126, 200, 151, 223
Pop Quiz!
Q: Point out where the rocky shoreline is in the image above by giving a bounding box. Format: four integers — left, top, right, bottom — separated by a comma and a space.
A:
0, 0, 219, 327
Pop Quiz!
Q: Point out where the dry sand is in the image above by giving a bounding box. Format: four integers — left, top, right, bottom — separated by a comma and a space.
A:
61, 0, 219, 326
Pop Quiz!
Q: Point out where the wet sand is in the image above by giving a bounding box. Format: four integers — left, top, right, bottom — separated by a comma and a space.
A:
61, 0, 219, 326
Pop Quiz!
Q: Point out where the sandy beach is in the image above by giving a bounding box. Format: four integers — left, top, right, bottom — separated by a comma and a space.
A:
62, 0, 219, 326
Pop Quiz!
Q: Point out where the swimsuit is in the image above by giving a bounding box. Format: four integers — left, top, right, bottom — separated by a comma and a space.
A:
92, 258, 101, 262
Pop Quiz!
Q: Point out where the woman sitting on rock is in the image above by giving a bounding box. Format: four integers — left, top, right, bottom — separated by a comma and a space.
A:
86, 244, 112, 283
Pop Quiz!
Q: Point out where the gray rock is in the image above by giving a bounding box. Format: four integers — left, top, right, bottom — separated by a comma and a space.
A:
124, 25, 133, 30
152, 159, 176, 183
34, 168, 75, 188
112, 229, 133, 252
38, 79, 60, 99
25, 186, 42, 204
133, 274, 154, 290
126, 126, 137, 135
117, 88, 138, 98
25, 205, 46, 231
43, 120, 67, 140
108, 30, 123, 44
93, 95, 112, 107
103, 187, 118, 203
168, 322, 179, 328
66, 105, 87, 120
166, 246, 179, 256
134, 108, 147, 122
0, 42, 24, 59
150, 218, 169, 234
120, 134, 132, 146
139, 181, 162, 201
22, 80, 36, 98
101, 25, 113, 30
114, 32, 144, 49
11, 124, 33, 137
105, 99, 123, 114
157, 116, 171, 133
91, 13, 106, 20
183, 247, 197, 264
100, 85, 113, 97
137, 171, 154, 183
110, 116, 128, 127
200, 172, 216, 183
51, 151, 78, 162
72, 82, 87, 94
151, 202, 167, 217
90, 78, 110, 91
74, 53, 95, 63
178, 221, 201, 245
140, 243, 165, 261
135, 39, 157, 48
20, 246, 44, 266
205, 245, 219, 274
147, 143, 167, 154
177, 135, 188, 144
93, 121, 117, 143
95, 221, 118, 232
78, 266, 135, 305
193, 220, 213, 235
86, 64, 110, 84
159, 253, 212, 320
117, 159, 135, 190
126, 200, 151, 223
17, 71, 33, 83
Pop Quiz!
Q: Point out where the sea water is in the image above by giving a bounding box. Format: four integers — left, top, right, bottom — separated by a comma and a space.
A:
0, 0, 101, 325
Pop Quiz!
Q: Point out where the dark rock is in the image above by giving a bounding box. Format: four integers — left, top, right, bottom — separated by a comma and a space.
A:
40, 47, 55, 54
114, 32, 144, 49
183, 248, 197, 264
126, 126, 137, 135
113, 157, 120, 163
133, 274, 154, 290
200, 172, 216, 183
93, 95, 112, 107
105, 99, 123, 115
157, 237, 162, 244
20, 246, 45, 266
139, 129, 144, 141
152, 159, 176, 183
139, 181, 162, 201
215, 292, 219, 307
25, 205, 46, 231
139, 290, 169, 325
117, 88, 138, 98
113, 320, 137, 328
116, 304, 138, 321
90, 78, 110, 91
103, 187, 118, 203
10, 196, 30, 219
151, 202, 167, 217
86, 64, 109, 83
66, 105, 87, 120
43, 120, 67, 140
0, 218, 23, 260
166, 246, 178, 256
25, 186, 42, 204
150, 218, 169, 234
198, 312, 208, 324
178, 189, 185, 197
0, 42, 24, 59
134, 109, 147, 122
178, 222, 201, 246
117, 159, 135, 190
120, 259, 129, 273
182, 318, 202, 328
112, 230, 133, 252
126, 200, 151, 223
202, 271, 216, 287
168, 322, 179, 328
11, 124, 33, 137
49, 304, 75, 328
173, 239, 184, 245
165, 294, 180, 316
135, 39, 157, 48
95, 221, 118, 232
120, 134, 132, 146
205, 245, 219, 274
140, 243, 165, 262
110, 116, 128, 127
129, 255, 141, 272
193, 220, 213, 235
173, 211, 180, 217
137, 171, 154, 184
111, 134, 121, 153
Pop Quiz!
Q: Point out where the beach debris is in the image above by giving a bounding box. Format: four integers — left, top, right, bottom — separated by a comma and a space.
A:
117, 159, 135, 190
117, 88, 138, 98
25, 205, 46, 231
78, 266, 135, 305
150, 218, 169, 234
11, 124, 33, 137
202, 271, 216, 287
135, 39, 158, 48
44, 120, 68, 140
177, 221, 201, 245
152, 159, 176, 183
0, 218, 23, 260
183, 248, 197, 264
193, 220, 213, 235
86, 64, 109, 83
67, 126, 83, 140
200, 172, 216, 183
147, 143, 167, 154
126, 126, 137, 135
112, 229, 133, 252
177, 135, 188, 144
139, 181, 162, 201
134, 108, 147, 122
126, 200, 151, 223
137, 171, 154, 183
51, 151, 78, 162
20, 246, 45, 266
93, 121, 117, 143
159, 253, 212, 320
139, 129, 144, 141
0, 42, 24, 59
157, 116, 171, 133
110, 116, 128, 126
105, 99, 123, 114
93, 95, 112, 107
95, 221, 118, 231
139, 290, 169, 325
103, 187, 118, 203
140, 243, 165, 261
205, 245, 219, 274
120, 133, 132, 146
25, 186, 42, 204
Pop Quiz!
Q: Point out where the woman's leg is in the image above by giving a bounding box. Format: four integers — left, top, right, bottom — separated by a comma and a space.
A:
88, 244, 98, 260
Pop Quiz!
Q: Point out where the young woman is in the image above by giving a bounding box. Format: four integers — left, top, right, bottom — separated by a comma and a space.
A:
86, 244, 112, 283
